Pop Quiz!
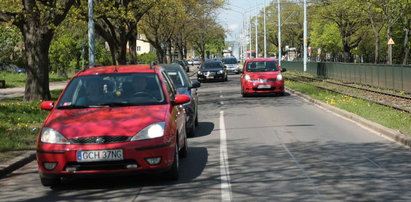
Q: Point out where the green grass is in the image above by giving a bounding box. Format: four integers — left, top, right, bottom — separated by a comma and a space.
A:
0, 90, 62, 162
285, 79, 411, 137
0, 72, 71, 87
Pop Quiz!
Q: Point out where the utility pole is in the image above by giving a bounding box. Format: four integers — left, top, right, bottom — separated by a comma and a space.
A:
264, 0, 267, 58
88, 0, 95, 68
255, 7, 258, 58
303, 0, 307, 72
278, 0, 281, 65
249, 15, 252, 58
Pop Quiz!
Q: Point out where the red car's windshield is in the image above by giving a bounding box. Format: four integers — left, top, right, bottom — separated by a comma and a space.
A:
246, 61, 278, 72
57, 73, 166, 108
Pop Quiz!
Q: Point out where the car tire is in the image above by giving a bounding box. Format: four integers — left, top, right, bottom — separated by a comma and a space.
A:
187, 124, 195, 138
40, 174, 61, 187
195, 112, 199, 127
164, 140, 179, 180
224, 76, 228, 81
179, 134, 188, 157
241, 87, 247, 97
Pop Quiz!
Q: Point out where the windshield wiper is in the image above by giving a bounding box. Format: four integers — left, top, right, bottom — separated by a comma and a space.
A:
57, 105, 92, 109
99, 102, 140, 107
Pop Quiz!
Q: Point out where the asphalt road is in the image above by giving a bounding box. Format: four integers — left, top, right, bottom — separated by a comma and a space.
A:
0, 72, 410, 201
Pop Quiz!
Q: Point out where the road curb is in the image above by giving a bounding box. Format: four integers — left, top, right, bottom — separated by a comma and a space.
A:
286, 87, 411, 148
0, 151, 36, 177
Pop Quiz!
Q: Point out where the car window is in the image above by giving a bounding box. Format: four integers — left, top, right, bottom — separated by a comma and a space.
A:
161, 72, 176, 99
57, 73, 166, 108
246, 61, 278, 72
166, 70, 188, 88
222, 58, 237, 64
201, 62, 222, 69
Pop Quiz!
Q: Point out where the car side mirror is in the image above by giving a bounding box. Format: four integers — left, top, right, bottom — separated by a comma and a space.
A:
191, 81, 201, 88
40, 101, 54, 111
281, 68, 287, 72
173, 94, 191, 105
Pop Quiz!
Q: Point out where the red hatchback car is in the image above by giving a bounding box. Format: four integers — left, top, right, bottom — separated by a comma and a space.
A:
240, 58, 286, 97
36, 65, 190, 186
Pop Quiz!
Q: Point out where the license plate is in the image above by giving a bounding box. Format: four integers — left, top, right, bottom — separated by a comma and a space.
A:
77, 149, 123, 162
257, 85, 271, 89
207, 76, 214, 79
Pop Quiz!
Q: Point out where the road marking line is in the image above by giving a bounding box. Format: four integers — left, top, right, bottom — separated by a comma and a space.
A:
275, 132, 323, 200
220, 111, 232, 201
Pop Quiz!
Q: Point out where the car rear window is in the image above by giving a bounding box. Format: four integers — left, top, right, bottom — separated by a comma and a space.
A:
57, 73, 166, 108
166, 70, 188, 88
222, 58, 237, 64
246, 61, 278, 72
201, 62, 222, 69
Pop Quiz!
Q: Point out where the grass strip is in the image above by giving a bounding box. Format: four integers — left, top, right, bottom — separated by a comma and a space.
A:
0, 90, 62, 162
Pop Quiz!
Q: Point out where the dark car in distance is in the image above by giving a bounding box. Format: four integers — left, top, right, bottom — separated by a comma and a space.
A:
162, 64, 200, 137
197, 60, 228, 82
172, 60, 189, 72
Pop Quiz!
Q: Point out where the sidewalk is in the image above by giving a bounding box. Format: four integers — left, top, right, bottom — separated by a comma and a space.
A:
0, 81, 69, 100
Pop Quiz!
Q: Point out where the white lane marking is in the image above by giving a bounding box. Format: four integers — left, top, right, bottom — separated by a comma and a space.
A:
274, 132, 323, 200
221, 101, 224, 105
220, 111, 232, 201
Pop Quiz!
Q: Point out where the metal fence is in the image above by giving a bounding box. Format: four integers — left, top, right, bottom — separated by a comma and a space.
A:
281, 61, 411, 93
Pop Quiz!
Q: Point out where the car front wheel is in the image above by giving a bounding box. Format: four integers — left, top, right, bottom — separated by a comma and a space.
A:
164, 140, 179, 180
40, 174, 61, 187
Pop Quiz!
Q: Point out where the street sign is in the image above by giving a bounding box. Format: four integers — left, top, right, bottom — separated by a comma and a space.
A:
388, 38, 395, 45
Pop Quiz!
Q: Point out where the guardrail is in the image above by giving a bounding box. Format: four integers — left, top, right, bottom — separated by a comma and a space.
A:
282, 61, 411, 93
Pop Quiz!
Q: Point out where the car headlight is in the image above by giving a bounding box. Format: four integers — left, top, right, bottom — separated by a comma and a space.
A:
277, 74, 283, 81
244, 74, 251, 81
197, 71, 203, 75
40, 127, 70, 144
130, 122, 165, 141
217, 70, 224, 74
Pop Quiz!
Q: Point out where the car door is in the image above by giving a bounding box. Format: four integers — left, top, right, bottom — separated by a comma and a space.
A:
161, 71, 186, 146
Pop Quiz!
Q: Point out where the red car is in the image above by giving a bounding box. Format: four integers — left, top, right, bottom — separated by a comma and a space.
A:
36, 65, 190, 186
240, 58, 286, 97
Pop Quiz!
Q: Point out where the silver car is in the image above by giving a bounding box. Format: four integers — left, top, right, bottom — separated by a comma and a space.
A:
222, 57, 240, 74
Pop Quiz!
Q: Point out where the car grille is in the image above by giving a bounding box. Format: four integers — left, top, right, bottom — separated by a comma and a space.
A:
65, 160, 138, 171
203, 71, 216, 76
70, 136, 130, 144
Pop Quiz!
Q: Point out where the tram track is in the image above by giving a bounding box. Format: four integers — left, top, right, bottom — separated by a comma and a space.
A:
286, 73, 411, 114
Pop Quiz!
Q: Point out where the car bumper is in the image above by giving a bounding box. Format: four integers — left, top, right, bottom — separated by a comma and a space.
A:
226, 68, 239, 74
36, 137, 175, 176
197, 74, 225, 81
241, 80, 285, 94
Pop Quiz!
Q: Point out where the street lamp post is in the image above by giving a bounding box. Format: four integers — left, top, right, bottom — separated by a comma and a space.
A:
264, 0, 267, 58
88, 0, 95, 68
278, 0, 282, 65
303, 0, 307, 72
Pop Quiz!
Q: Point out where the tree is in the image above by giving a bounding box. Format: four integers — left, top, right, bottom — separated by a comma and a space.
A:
72, 0, 155, 65
313, 0, 367, 62
0, 0, 76, 101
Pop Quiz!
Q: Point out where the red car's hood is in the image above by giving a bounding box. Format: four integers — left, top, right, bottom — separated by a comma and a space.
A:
247, 71, 280, 79
44, 105, 169, 138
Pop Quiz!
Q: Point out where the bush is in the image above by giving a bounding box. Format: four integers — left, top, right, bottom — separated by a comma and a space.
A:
137, 52, 157, 64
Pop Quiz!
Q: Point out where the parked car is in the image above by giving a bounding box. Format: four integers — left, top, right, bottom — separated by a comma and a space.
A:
36, 64, 191, 186
187, 59, 193, 65
240, 58, 286, 97
222, 57, 241, 74
192, 57, 201, 65
1, 63, 26, 73
162, 64, 200, 137
172, 60, 189, 72
197, 60, 228, 82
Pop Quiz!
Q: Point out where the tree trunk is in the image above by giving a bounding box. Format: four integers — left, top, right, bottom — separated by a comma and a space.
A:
128, 36, 137, 64
387, 26, 393, 64
403, 27, 410, 65
21, 20, 53, 101
374, 32, 380, 64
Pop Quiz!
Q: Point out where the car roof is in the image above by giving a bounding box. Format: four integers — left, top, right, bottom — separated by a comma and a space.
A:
245, 58, 277, 62
75, 65, 158, 77
159, 64, 183, 71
